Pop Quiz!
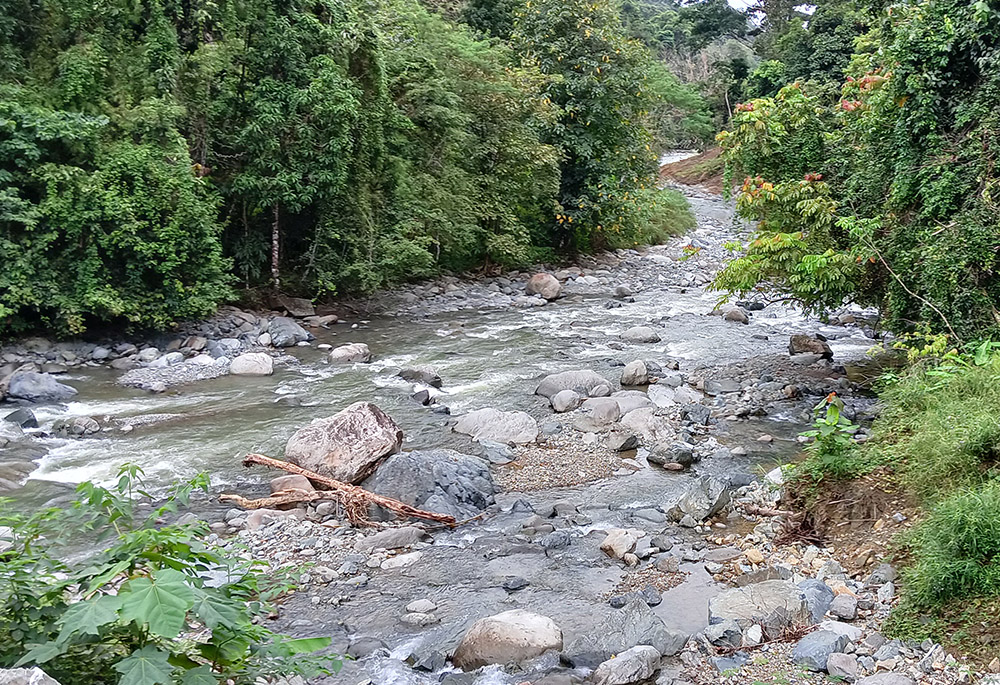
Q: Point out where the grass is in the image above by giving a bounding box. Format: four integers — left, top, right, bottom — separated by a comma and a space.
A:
869, 356, 1000, 500
639, 187, 697, 244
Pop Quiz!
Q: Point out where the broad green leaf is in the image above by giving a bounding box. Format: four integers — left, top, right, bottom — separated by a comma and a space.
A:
279, 636, 333, 654
114, 646, 174, 685
119, 568, 195, 638
180, 665, 217, 685
84, 559, 131, 596
190, 588, 243, 631
15, 641, 63, 666
57, 594, 122, 641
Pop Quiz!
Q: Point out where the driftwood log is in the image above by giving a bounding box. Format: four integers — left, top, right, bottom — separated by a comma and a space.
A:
222, 452, 456, 526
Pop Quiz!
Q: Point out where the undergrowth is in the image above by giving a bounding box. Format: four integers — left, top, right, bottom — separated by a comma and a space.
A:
0, 464, 340, 684
607, 187, 696, 248
832, 343, 1000, 653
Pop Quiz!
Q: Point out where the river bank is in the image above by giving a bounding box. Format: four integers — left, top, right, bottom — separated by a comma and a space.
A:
2, 180, 979, 685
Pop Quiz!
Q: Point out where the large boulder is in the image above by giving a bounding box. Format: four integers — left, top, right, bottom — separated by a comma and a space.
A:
708, 580, 812, 631
667, 476, 731, 522
579, 398, 621, 429
52, 416, 100, 437
591, 645, 661, 685
4, 408, 37, 429
0, 668, 61, 685
550, 389, 583, 413
362, 448, 495, 520
329, 343, 372, 363
284, 402, 402, 483
535, 370, 609, 399
525, 273, 562, 301
619, 408, 674, 448
620, 360, 648, 386
6, 372, 77, 403
268, 317, 311, 347
789, 334, 833, 360
564, 598, 688, 669
609, 390, 653, 414
272, 294, 315, 318
452, 610, 563, 670
620, 326, 661, 343
229, 353, 274, 376
454, 408, 538, 444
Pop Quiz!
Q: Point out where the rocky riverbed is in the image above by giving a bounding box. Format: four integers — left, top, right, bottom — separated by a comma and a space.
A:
1, 180, 985, 685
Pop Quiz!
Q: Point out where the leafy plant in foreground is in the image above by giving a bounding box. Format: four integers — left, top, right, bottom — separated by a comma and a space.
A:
0, 464, 339, 684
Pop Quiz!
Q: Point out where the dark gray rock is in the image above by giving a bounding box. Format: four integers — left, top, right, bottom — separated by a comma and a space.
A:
399, 367, 442, 388
563, 598, 688, 668
362, 448, 495, 520
788, 334, 833, 360
503, 577, 529, 592
705, 619, 742, 649
790, 630, 848, 671
480, 440, 515, 465
539, 530, 572, 550
711, 652, 748, 673
798, 578, 834, 624
829, 593, 858, 620
6, 373, 77, 402
268, 317, 311, 347
3, 408, 37, 429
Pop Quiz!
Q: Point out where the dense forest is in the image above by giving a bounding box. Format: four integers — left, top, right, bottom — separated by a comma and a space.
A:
3, 0, 998, 340
0, 0, 731, 335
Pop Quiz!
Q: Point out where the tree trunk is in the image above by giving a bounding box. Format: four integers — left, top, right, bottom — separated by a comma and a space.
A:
271, 203, 280, 290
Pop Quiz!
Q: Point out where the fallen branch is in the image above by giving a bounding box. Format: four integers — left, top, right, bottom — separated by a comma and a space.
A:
235, 453, 457, 526
220, 488, 340, 510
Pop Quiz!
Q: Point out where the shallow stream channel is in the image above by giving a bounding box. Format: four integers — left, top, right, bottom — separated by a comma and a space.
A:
1, 171, 885, 685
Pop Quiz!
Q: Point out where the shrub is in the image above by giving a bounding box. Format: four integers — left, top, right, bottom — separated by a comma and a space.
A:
605, 187, 696, 248
0, 465, 339, 685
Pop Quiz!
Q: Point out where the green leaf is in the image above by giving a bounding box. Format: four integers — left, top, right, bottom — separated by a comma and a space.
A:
57, 594, 122, 641
190, 588, 243, 631
119, 568, 195, 638
180, 665, 218, 685
114, 646, 174, 685
278, 636, 333, 654
15, 641, 63, 666
84, 559, 131, 595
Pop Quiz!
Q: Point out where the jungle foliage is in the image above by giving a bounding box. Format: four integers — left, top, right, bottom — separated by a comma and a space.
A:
0, 0, 712, 335
715, 0, 1000, 339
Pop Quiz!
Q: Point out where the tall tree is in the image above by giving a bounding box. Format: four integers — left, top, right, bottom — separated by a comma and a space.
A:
512, 0, 658, 250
